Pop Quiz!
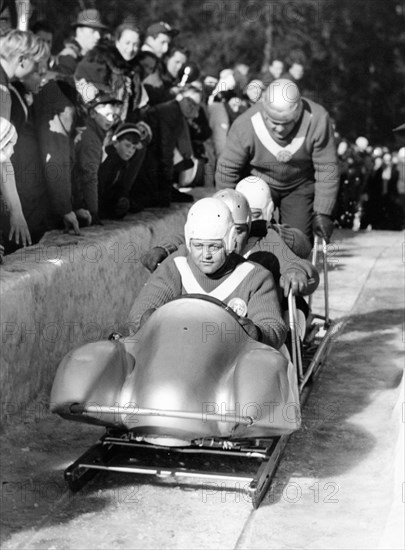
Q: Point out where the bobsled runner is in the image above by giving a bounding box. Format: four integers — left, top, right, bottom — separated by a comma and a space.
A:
50, 237, 338, 508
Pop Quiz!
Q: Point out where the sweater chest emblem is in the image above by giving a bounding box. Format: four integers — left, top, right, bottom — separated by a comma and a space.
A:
276, 150, 293, 163
228, 297, 247, 317
251, 110, 311, 162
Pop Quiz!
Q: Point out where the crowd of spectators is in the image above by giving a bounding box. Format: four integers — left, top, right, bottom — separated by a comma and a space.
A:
334, 136, 405, 231
0, 6, 403, 263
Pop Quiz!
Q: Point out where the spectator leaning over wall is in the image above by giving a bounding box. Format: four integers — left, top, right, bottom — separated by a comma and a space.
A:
9, 51, 51, 246
72, 92, 122, 226
98, 122, 147, 219
0, 29, 48, 258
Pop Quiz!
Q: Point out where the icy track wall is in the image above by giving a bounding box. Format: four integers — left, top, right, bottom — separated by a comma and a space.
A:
0, 206, 189, 409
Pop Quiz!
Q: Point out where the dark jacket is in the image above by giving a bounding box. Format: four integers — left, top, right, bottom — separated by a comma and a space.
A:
33, 80, 77, 222
9, 82, 49, 242
56, 38, 83, 76
98, 144, 127, 194
151, 99, 194, 184
132, 99, 194, 206
73, 116, 106, 213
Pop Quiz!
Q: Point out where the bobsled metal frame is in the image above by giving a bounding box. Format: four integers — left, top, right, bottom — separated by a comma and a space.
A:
64, 237, 338, 508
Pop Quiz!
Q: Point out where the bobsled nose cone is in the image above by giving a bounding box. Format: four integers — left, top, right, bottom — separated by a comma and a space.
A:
50, 340, 134, 426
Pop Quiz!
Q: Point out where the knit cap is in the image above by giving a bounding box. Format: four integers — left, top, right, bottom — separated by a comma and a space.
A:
112, 122, 142, 142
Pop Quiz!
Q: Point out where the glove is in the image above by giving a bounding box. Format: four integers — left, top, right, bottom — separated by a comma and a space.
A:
280, 269, 308, 297
238, 317, 261, 341
312, 213, 334, 244
141, 247, 168, 272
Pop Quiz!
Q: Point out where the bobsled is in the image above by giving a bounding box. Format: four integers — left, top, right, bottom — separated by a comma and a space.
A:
51, 294, 300, 443
50, 237, 337, 507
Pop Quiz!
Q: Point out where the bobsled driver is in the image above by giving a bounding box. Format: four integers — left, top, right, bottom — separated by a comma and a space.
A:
128, 197, 287, 349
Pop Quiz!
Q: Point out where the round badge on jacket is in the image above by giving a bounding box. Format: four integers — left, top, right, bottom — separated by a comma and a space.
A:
228, 297, 248, 317
276, 150, 293, 163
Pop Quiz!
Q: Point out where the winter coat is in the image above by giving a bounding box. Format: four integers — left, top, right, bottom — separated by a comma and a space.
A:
75, 38, 145, 122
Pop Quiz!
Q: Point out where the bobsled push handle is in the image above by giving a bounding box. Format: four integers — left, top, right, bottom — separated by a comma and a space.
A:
308, 235, 330, 325
321, 237, 330, 325
288, 290, 303, 381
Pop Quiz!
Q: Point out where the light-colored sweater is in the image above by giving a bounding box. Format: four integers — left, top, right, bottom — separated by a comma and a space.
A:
129, 246, 287, 349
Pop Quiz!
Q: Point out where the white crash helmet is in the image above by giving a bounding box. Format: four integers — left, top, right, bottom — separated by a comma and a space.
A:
213, 189, 252, 230
235, 176, 274, 223
184, 198, 237, 253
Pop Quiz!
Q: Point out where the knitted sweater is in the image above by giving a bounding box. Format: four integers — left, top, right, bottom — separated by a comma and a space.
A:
129, 246, 287, 349
215, 98, 339, 215
272, 223, 312, 258
244, 227, 319, 295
